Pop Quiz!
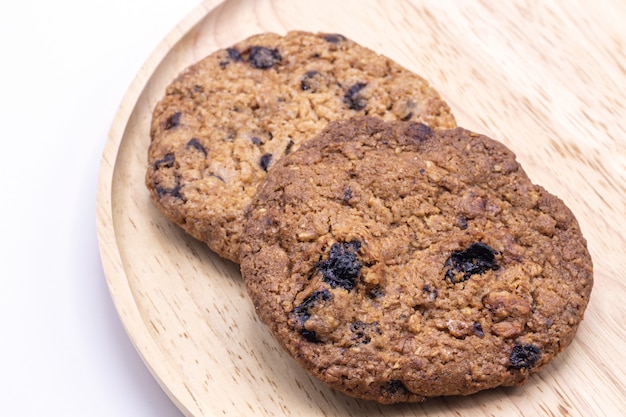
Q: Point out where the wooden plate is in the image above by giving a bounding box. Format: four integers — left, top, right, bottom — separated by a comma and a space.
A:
96, 0, 626, 415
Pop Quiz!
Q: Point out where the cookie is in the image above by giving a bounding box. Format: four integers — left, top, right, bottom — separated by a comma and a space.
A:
240, 116, 593, 403
146, 31, 456, 262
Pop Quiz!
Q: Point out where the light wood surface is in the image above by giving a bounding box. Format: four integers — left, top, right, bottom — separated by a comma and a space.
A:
96, 0, 626, 415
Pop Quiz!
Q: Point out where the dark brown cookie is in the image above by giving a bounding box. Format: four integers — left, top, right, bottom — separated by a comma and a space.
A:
146, 31, 456, 262
240, 116, 593, 403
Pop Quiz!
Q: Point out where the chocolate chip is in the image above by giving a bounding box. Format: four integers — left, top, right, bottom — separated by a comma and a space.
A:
473, 322, 484, 337
343, 186, 353, 202
186, 138, 207, 156
322, 33, 347, 43
226, 47, 241, 61
444, 242, 499, 284
350, 321, 371, 345
152, 154, 184, 199
153, 153, 175, 169
291, 290, 332, 342
164, 112, 181, 130
155, 182, 183, 200
405, 122, 433, 143
509, 344, 540, 369
300, 70, 320, 91
350, 320, 381, 345
343, 82, 367, 110
153, 169, 184, 200
383, 380, 407, 395
316, 241, 362, 291
401, 112, 413, 121
292, 290, 331, 323
220, 48, 242, 68
250, 136, 262, 145
248, 46, 282, 69
259, 153, 272, 172
299, 329, 318, 343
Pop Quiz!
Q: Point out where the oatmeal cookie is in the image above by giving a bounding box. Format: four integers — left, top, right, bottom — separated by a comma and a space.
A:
240, 116, 593, 403
146, 31, 456, 261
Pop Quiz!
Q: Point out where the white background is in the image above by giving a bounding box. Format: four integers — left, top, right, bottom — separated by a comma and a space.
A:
1, 1, 199, 415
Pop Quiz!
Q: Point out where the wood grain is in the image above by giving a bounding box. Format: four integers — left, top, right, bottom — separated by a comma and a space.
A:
96, 0, 626, 415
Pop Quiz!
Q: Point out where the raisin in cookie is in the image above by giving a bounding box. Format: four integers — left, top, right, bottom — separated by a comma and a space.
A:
146, 31, 456, 262
240, 116, 593, 403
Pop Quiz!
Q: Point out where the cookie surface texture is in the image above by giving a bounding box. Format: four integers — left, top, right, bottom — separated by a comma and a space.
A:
240, 117, 593, 403
146, 31, 456, 262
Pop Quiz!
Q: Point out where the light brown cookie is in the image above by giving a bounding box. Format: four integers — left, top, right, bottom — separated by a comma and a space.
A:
240, 116, 593, 403
146, 31, 456, 262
